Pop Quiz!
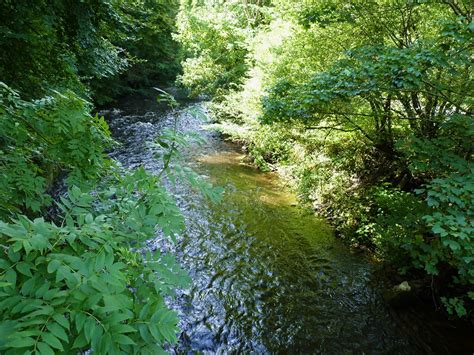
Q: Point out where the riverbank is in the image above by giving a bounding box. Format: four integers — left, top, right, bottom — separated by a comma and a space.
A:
101, 91, 416, 352
100, 90, 472, 353
203, 104, 474, 353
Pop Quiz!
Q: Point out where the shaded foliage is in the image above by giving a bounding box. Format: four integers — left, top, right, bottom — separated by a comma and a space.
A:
0, 1, 201, 353
0, 169, 188, 354
0, 83, 111, 218
176, 0, 474, 317
0, 0, 181, 102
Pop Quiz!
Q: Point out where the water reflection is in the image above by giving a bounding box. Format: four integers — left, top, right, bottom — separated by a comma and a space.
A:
102, 95, 464, 354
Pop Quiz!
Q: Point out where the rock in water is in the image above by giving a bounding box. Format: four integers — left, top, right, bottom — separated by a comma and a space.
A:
384, 281, 414, 308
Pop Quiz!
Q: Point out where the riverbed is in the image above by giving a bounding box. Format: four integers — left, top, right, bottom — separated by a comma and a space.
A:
101, 92, 472, 354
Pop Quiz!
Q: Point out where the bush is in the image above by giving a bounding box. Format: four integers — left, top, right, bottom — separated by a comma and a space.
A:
175, 0, 474, 318
0, 168, 189, 354
0, 83, 111, 218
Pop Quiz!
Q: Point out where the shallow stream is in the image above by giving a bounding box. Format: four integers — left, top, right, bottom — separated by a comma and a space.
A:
102, 92, 472, 354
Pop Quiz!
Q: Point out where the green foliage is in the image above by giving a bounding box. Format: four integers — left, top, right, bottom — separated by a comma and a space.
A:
0, 85, 223, 352
244, 124, 294, 170
262, 16, 472, 148
399, 114, 474, 300
0, 0, 181, 102
175, 0, 270, 97
357, 187, 429, 263
0, 0, 124, 99
442, 297, 468, 318
0, 168, 189, 354
117, 0, 181, 85
176, 0, 474, 317
151, 103, 224, 203
0, 83, 111, 219
0, 0, 222, 352
92, 0, 182, 103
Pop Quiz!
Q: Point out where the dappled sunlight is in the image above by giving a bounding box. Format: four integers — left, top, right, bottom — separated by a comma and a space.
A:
1, 0, 472, 353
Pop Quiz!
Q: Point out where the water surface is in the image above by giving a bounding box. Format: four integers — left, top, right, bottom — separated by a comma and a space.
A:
102, 93, 470, 354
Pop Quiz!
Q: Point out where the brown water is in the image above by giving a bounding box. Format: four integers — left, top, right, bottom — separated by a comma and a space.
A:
102, 92, 472, 354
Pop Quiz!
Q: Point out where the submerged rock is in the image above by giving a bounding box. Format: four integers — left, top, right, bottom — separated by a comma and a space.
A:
384, 281, 414, 307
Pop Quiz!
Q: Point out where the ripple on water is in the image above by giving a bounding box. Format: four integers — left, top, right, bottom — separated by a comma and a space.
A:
103, 99, 465, 354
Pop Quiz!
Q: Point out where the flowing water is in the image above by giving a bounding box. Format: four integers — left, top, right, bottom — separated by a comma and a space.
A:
102, 92, 472, 354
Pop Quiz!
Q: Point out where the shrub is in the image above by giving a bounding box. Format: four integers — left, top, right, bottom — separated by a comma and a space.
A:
0, 83, 111, 218
0, 168, 189, 354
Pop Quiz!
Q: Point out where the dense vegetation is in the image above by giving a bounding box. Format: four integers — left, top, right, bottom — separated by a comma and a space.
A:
0, 0, 195, 353
175, 0, 473, 318
0, 0, 472, 352
0, 0, 180, 103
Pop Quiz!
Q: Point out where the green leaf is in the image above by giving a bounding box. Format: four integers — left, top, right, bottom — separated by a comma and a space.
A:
84, 318, 97, 343
52, 314, 69, 330
35, 282, 50, 298
149, 323, 163, 343
36, 341, 55, 355
139, 303, 151, 319
8, 249, 20, 263
106, 311, 133, 324
111, 323, 137, 334
0, 258, 11, 269
71, 332, 87, 349
16, 262, 32, 277
431, 224, 447, 236
25, 306, 54, 318
47, 260, 61, 274
85, 213, 93, 224
138, 324, 152, 343
103, 294, 121, 312
55, 266, 69, 283
46, 322, 68, 342
73, 312, 86, 331
42, 332, 64, 351
444, 239, 461, 251
91, 323, 103, 351
95, 252, 105, 272
20, 276, 36, 295
115, 334, 136, 345
6, 336, 36, 348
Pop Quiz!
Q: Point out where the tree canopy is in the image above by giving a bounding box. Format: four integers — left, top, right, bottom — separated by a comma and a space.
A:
175, 0, 473, 318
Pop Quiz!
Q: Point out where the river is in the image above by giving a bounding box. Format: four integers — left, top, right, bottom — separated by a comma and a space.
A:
101, 91, 472, 354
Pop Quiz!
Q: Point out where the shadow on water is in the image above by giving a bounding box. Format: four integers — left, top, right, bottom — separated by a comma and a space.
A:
101, 91, 473, 354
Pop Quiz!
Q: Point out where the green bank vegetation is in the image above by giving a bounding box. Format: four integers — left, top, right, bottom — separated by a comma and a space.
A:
0, 0, 472, 353
0, 1, 197, 353
175, 0, 473, 318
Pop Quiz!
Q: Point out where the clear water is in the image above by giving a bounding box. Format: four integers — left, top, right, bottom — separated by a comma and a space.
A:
102, 93, 472, 354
